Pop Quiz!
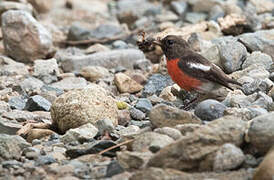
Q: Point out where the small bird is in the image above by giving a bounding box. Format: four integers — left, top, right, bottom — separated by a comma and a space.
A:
152, 35, 241, 98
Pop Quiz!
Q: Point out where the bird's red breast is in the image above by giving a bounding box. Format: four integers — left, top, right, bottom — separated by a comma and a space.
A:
166, 58, 202, 91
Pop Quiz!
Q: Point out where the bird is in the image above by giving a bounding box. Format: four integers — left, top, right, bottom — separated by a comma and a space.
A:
152, 35, 242, 99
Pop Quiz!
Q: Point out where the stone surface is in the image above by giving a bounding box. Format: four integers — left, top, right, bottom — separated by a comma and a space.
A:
80, 66, 110, 82
142, 74, 173, 97
95, 118, 115, 136
149, 104, 201, 128
51, 77, 87, 91
135, 98, 153, 113
194, 99, 227, 121
24, 95, 51, 112
51, 84, 118, 134
0, 2, 33, 22
247, 112, 274, 154
114, 73, 143, 93
33, 59, 59, 84
154, 127, 182, 140
8, 96, 26, 110
129, 107, 146, 120
0, 118, 22, 135
217, 38, 247, 73
238, 29, 274, 59
132, 132, 174, 153
148, 116, 246, 171
61, 123, 98, 144
242, 51, 273, 70
1, 10, 52, 63
117, 151, 153, 170
0, 134, 31, 160
130, 167, 190, 180
213, 143, 245, 171
60, 49, 145, 72
28, 0, 53, 13
253, 147, 274, 180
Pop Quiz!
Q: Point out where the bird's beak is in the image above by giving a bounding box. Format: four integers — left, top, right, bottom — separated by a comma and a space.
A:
152, 39, 162, 47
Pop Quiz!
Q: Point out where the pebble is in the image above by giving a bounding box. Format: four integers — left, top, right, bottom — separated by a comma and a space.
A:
20, 77, 44, 95
8, 96, 27, 110
242, 51, 273, 70
129, 107, 146, 120
213, 143, 245, 172
135, 98, 153, 113
35, 155, 56, 166
170, 1, 188, 17
132, 132, 174, 153
154, 127, 182, 140
60, 123, 98, 144
117, 151, 153, 170
0, 134, 31, 160
1, 10, 53, 62
142, 74, 173, 97
149, 104, 201, 128
24, 95, 51, 112
80, 66, 110, 82
33, 58, 59, 84
238, 29, 274, 59
217, 38, 247, 73
194, 99, 227, 121
114, 73, 143, 93
185, 12, 208, 24
95, 118, 115, 136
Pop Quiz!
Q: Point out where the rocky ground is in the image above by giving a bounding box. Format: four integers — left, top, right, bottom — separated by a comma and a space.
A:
0, 0, 274, 179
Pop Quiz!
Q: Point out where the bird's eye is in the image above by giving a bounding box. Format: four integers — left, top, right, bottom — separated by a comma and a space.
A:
167, 39, 174, 46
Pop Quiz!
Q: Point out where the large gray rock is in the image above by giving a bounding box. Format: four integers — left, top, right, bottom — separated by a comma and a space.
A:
1, 10, 52, 63
217, 38, 247, 73
51, 84, 118, 134
148, 116, 247, 171
51, 77, 88, 91
0, 134, 31, 161
247, 112, 274, 154
238, 29, 274, 59
59, 49, 145, 72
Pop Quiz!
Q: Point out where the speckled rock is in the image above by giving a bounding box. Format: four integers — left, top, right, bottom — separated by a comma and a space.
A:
51, 84, 118, 134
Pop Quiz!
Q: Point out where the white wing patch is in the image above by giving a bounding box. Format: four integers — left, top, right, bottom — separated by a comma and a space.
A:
187, 62, 211, 71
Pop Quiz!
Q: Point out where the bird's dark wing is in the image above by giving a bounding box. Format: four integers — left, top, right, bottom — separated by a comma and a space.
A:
177, 52, 241, 90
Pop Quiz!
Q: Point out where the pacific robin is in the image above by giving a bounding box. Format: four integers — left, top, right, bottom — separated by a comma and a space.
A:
151, 35, 242, 101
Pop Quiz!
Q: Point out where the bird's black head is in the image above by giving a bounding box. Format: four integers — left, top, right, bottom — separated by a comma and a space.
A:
154, 35, 191, 60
